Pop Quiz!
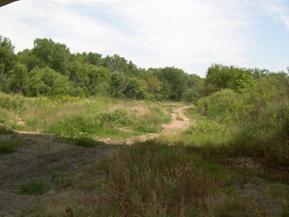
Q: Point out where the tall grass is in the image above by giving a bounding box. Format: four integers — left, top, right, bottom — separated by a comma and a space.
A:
20, 141, 289, 217
0, 92, 170, 139
96, 142, 218, 217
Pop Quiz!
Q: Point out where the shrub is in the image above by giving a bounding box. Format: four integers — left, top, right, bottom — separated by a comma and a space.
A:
26, 67, 74, 97
197, 89, 242, 122
197, 74, 289, 165
0, 93, 27, 111
47, 114, 100, 138
98, 109, 132, 127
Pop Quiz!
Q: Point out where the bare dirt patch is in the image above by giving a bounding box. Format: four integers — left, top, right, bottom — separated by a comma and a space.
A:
162, 105, 192, 135
0, 133, 115, 217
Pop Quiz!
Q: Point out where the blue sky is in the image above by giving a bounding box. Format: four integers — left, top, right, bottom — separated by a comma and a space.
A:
0, 0, 289, 76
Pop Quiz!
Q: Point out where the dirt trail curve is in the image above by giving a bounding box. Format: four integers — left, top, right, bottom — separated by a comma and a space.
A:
115, 105, 193, 145
162, 105, 192, 134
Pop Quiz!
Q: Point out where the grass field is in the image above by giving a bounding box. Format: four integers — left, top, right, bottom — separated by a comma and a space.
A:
0, 92, 170, 140
1, 93, 289, 217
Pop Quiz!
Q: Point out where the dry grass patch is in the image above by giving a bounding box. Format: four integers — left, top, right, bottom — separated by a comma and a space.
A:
96, 142, 218, 217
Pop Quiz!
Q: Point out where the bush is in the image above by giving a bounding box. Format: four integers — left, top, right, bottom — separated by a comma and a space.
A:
197, 89, 242, 122
98, 109, 132, 127
26, 67, 74, 96
0, 93, 27, 111
197, 74, 289, 165
47, 114, 100, 138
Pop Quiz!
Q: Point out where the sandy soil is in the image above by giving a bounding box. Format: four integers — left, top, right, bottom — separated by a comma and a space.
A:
162, 105, 192, 135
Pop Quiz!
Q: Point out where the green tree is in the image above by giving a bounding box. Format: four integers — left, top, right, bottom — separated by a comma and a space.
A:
205, 64, 255, 95
82, 52, 102, 66
26, 67, 74, 96
17, 49, 45, 71
142, 72, 162, 94
87, 66, 111, 95
102, 54, 138, 73
0, 35, 15, 74
184, 74, 204, 102
67, 58, 89, 91
156, 67, 187, 101
32, 39, 70, 74
7, 63, 29, 94
110, 72, 127, 98
123, 78, 148, 99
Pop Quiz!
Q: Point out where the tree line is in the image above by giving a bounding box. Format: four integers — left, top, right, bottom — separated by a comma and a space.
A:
1, 35, 287, 102
0, 36, 203, 101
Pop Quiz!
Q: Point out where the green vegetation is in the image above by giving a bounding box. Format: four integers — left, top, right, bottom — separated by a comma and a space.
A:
23, 142, 289, 217
156, 65, 289, 166
96, 142, 218, 217
0, 92, 170, 140
0, 35, 203, 102
197, 69, 289, 165
1, 34, 289, 216
19, 180, 50, 195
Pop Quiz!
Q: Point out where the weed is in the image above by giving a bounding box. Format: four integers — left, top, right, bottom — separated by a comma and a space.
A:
98, 109, 132, 127
204, 193, 269, 217
19, 180, 50, 195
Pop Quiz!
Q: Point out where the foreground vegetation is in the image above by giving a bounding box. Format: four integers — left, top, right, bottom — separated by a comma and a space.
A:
17, 141, 288, 217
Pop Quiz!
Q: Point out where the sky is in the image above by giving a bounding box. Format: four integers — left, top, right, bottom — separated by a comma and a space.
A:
0, 0, 289, 76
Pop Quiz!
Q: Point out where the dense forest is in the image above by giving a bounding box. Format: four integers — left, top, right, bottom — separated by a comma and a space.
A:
0, 35, 205, 101
2, 35, 287, 102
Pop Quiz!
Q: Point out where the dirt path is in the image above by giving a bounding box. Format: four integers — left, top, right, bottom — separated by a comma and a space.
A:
162, 105, 192, 135
115, 105, 193, 145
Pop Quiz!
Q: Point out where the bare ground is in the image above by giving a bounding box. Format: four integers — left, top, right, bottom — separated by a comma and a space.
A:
0, 134, 116, 216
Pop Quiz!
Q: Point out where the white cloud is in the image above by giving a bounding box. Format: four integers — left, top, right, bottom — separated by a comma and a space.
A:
263, 0, 289, 30
0, 0, 260, 75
